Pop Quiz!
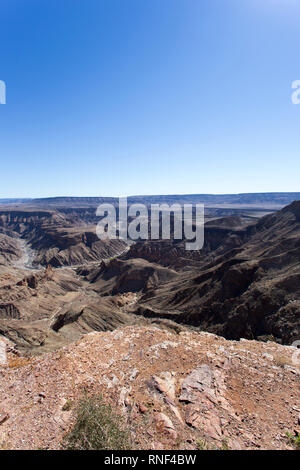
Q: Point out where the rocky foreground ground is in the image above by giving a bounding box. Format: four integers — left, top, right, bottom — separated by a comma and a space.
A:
0, 325, 299, 450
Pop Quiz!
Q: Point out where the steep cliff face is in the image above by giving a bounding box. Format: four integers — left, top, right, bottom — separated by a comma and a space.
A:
0, 209, 66, 234
124, 216, 250, 270
133, 202, 300, 344
0, 264, 135, 354
0, 201, 299, 451
0, 202, 300, 346
77, 257, 179, 295
30, 228, 127, 267
0, 234, 22, 266
0, 209, 127, 267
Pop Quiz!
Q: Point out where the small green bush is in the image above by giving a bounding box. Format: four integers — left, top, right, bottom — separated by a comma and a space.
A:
62, 394, 132, 450
62, 399, 73, 411
286, 431, 300, 450
196, 438, 210, 450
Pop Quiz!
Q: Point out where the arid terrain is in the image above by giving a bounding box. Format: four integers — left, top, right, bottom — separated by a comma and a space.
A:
0, 194, 299, 450
0, 325, 299, 450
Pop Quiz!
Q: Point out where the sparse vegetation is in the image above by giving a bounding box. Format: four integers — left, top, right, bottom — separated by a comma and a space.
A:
286, 432, 300, 450
62, 399, 73, 411
196, 436, 230, 451
220, 438, 230, 450
196, 438, 210, 450
273, 354, 293, 368
62, 394, 132, 450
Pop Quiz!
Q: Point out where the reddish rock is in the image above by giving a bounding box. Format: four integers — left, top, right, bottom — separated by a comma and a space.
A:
138, 404, 148, 414
154, 412, 177, 439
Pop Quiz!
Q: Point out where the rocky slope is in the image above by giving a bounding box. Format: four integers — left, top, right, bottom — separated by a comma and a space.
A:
124, 216, 250, 270
133, 202, 300, 344
0, 265, 135, 354
0, 209, 127, 267
0, 200, 299, 451
30, 226, 127, 268
0, 234, 22, 266
0, 202, 299, 350
77, 258, 179, 295
0, 325, 299, 450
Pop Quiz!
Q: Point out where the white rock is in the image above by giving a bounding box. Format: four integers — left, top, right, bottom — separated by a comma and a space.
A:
262, 353, 274, 361
0, 341, 7, 366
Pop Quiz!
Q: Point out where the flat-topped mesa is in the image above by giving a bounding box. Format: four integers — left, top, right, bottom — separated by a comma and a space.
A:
0, 209, 64, 228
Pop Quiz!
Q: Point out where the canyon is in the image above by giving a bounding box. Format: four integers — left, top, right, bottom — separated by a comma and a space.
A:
0, 194, 299, 450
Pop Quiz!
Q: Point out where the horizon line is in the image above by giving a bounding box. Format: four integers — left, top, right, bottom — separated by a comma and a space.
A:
1, 191, 300, 200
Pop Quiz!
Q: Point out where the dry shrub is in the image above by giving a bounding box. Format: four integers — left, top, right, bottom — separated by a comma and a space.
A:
62, 394, 132, 450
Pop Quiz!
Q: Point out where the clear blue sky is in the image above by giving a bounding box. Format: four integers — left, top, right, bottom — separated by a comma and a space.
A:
0, 0, 300, 198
